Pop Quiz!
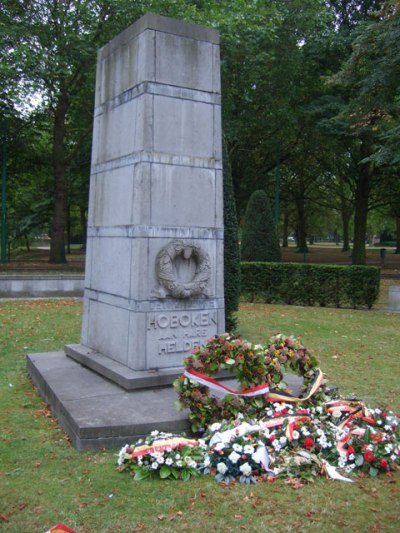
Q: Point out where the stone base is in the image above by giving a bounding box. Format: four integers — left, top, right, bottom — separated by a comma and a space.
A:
26, 351, 308, 452
65, 343, 183, 390
26, 351, 190, 451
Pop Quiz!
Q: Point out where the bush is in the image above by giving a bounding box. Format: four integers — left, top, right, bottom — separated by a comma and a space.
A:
223, 144, 241, 332
241, 190, 281, 262
241, 262, 380, 309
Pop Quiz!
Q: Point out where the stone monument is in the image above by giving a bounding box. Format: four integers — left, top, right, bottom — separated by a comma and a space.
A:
66, 13, 225, 386
27, 14, 224, 449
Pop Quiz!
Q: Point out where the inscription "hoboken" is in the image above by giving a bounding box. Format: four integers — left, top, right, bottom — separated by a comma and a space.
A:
147, 311, 217, 330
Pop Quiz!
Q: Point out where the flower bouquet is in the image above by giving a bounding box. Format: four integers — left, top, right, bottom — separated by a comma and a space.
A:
117, 431, 205, 481
201, 421, 274, 484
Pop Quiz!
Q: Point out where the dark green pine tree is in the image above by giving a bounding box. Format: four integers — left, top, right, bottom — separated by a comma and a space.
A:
241, 190, 281, 262
223, 144, 241, 332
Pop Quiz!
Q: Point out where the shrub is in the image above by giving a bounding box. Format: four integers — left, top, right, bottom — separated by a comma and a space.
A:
241, 190, 281, 262
241, 262, 380, 309
223, 144, 241, 332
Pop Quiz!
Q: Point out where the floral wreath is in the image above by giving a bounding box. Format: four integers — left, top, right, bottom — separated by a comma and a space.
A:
173, 334, 325, 432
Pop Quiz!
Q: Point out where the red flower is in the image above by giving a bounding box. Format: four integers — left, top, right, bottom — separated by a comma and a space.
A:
372, 433, 383, 443
346, 446, 355, 456
379, 458, 389, 470
269, 435, 276, 443
304, 437, 314, 449
363, 451, 375, 463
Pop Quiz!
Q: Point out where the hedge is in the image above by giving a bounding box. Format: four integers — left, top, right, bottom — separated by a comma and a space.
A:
241, 262, 380, 309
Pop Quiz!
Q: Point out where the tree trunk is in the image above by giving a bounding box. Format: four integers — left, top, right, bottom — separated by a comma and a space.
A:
351, 159, 371, 265
341, 204, 351, 252
80, 205, 87, 251
395, 215, 400, 254
281, 208, 289, 247
295, 196, 308, 253
49, 92, 69, 264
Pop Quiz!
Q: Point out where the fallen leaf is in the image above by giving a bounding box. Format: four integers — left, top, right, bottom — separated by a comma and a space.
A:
37, 489, 43, 496
286, 478, 305, 490
0, 514, 9, 522
18, 503, 27, 511
158, 515, 165, 521
133, 523, 145, 531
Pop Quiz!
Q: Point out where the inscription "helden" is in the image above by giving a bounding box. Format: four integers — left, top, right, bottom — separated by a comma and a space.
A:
147, 311, 217, 330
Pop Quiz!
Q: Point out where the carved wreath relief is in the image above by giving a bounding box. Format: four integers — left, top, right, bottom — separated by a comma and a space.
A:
154, 239, 211, 299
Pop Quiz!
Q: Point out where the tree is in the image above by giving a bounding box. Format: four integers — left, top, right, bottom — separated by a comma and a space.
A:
326, 0, 399, 264
0, 0, 199, 263
223, 143, 240, 332
241, 190, 281, 262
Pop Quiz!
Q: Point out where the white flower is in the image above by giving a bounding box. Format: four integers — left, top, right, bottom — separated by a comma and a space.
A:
217, 462, 228, 475
233, 443, 243, 453
165, 458, 173, 466
228, 451, 241, 464
349, 454, 355, 461
266, 410, 273, 417
272, 442, 281, 452
243, 445, 254, 454
239, 463, 252, 476
189, 460, 197, 468
204, 456, 211, 467
291, 431, 300, 440
151, 430, 159, 437
176, 460, 183, 467
151, 462, 159, 470
175, 453, 181, 459
157, 456, 165, 464
198, 439, 207, 450
210, 423, 222, 432
184, 456, 192, 464
391, 454, 397, 461
279, 437, 287, 446
214, 442, 225, 452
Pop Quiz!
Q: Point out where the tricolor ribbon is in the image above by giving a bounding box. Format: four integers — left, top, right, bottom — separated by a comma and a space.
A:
184, 368, 324, 402
266, 368, 325, 403
184, 369, 270, 397
131, 437, 198, 458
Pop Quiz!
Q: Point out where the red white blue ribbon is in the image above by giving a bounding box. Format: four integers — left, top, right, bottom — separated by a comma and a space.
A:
184, 369, 270, 397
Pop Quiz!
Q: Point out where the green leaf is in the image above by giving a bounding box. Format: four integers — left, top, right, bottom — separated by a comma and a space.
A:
133, 469, 150, 481
355, 454, 364, 467
181, 469, 191, 481
174, 400, 183, 411
369, 466, 378, 477
159, 466, 172, 479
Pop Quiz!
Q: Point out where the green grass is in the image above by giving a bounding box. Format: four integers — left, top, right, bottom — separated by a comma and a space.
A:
1, 299, 400, 532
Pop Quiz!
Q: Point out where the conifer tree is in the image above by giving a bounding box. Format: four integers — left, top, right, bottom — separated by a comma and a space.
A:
223, 145, 240, 332
241, 190, 281, 262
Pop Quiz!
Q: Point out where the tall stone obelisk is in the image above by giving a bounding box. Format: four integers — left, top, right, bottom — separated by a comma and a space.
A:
66, 14, 224, 386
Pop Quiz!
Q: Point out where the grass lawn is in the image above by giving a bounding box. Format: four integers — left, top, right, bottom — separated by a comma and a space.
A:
0, 299, 399, 532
